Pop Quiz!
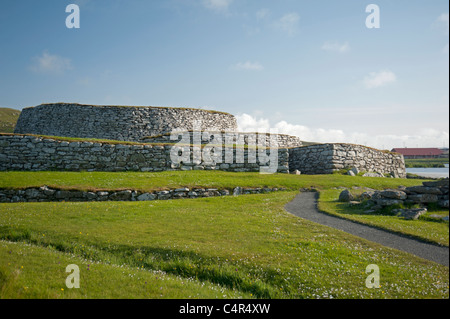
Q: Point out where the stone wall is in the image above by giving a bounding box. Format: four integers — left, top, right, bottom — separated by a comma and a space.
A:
14, 103, 237, 142
289, 143, 406, 178
0, 134, 288, 173
0, 186, 287, 203
141, 130, 303, 148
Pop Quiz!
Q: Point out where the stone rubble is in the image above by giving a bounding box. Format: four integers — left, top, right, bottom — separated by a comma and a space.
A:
0, 186, 287, 203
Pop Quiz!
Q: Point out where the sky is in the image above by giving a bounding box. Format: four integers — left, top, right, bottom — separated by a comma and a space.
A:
0, 0, 448, 150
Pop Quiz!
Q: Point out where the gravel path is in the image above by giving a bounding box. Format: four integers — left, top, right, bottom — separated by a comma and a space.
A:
284, 192, 449, 266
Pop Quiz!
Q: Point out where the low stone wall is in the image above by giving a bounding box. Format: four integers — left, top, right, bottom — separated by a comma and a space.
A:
289, 143, 406, 178
0, 134, 288, 173
0, 186, 287, 203
142, 131, 303, 149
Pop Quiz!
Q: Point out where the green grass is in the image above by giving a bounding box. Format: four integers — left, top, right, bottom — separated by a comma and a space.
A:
0, 170, 432, 192
0, 171, 448, 299
0, 108, 21, 133
0, 192, 448, 299
405, 158, 449, 168
318, 189, 449, 247
0, 241, 247, 299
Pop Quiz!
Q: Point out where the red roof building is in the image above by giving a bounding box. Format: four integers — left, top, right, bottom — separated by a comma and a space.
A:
391, 148, 444, 159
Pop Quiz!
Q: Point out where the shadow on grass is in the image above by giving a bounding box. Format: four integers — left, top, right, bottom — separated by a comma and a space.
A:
0, 226, 287, 299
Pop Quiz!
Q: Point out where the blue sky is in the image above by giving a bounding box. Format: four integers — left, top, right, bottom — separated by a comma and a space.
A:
0, 0, 448, 149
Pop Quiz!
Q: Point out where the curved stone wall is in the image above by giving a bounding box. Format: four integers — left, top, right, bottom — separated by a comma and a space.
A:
141, 130, 303, 148
14, 103, 237, 142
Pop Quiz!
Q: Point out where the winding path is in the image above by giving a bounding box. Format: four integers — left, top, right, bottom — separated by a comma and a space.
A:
284, 192, 449, 267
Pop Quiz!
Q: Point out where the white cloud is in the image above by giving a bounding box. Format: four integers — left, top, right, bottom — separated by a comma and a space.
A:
232, 61, 264, 71
31, 51, 72, 74
363, 70, 396, 89
203, 0, 233, 11
437, 13, 449, 34
256, 8, 270, 20
236, 113, 449, 150
236, 113, 270, 131
272, 12, 300, 36
321, 41, 350, 53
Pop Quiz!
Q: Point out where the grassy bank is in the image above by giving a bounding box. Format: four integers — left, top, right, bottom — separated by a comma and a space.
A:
0, 108, 20, 133
0, 170, 431, 192
1, 192, 448, 299
0, 171, 448, 299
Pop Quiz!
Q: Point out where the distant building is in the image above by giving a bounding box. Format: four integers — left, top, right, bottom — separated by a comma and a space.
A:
391, 148, 444, 159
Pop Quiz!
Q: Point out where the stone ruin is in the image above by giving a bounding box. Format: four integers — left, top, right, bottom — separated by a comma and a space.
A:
0, 102, 407, 176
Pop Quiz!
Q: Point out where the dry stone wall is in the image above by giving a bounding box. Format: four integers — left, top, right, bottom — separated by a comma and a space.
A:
0, 186, 288, 203
14, 103, 237, 142
141, 130, 303, 148
289, 143, 406, 178
0, 134, 288, 173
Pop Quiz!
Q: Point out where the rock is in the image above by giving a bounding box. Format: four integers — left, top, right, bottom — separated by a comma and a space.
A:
360, 191, 375, 200
423, 179, 449, 188
376, 198, 403, 207
109, 190, 132, 201
188, 191, 198, 198
438, 200, 449, 209
379, 189, 407, 200
405, 186, 442, 195
363, 172, 384, 178
97, 191, 109, 199
157, 190, 172, 200
347, 170, 355, 176
339, 189, 354, 202
350, 167, 359, 175
233, 187, 242, 196
393, 208, 427, 220
293, 170, 301, 175
407, 194, 439, 204
39, 185, 56, 196
25, 188, 43, 199
86, 192, 97, 200
137, 193, 157, 201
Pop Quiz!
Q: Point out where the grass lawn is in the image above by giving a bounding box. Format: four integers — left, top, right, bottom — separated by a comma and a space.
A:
0, 171, 448, 299
318, 189, 449, 247
0, 170, 431, 192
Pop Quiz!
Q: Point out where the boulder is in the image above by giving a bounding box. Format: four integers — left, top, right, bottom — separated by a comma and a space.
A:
109, 190, 132, 201
405, 186, 442, 195
339, 189, 354, 202
407, 194, 439, 204
393, 208, 427, 220
379, 189, 407, 200
362, 172, 384, 178
137, 193, 157, 201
